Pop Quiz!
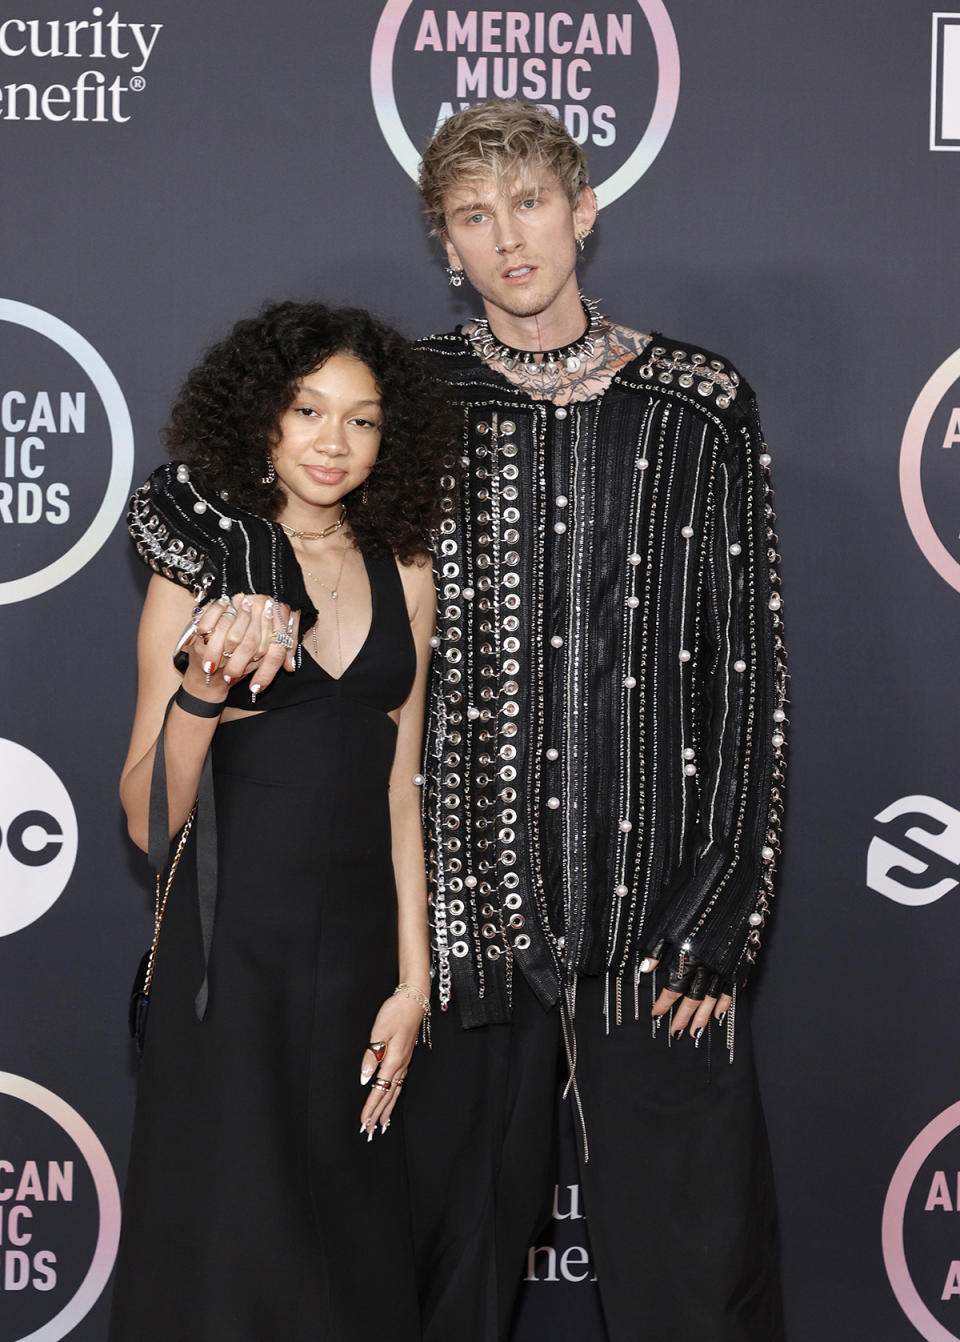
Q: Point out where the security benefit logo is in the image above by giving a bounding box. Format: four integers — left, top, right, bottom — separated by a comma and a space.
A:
884, 1101, 960, 1342
516, 1181, 606, 1337
0, 740, 78, 937
0, 8, 162, 123
0, 1073, 120, 1342
931, 13, 960, 151
867, 796, 960, 906
0, 300, 134, 606
371, 0, 680, 206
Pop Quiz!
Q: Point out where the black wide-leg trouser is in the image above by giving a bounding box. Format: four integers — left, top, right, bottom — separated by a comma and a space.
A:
404, 970, 785, 1342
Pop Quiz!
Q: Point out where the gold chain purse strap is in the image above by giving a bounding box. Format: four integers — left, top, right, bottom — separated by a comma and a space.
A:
142, 803, 196, 1000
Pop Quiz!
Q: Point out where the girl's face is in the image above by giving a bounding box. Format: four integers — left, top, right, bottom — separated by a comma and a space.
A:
271, 352, 383, 518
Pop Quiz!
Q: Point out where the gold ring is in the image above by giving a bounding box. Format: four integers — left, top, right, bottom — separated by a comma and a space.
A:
372, 1078, 392, 1091
199, 629, 213, 644
367, 1041, 386, 1061
393, 1077, 405, 1088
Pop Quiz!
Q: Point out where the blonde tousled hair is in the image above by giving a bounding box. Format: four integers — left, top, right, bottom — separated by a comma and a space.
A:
418, 99, 589, 239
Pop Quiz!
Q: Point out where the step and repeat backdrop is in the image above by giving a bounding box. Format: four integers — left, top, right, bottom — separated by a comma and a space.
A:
1, 3, 959, 1339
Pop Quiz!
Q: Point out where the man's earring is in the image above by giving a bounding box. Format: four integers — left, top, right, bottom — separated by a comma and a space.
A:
261, 456, 276, 485
362, 479, 370, 506
576, 227, 595, 253
445, 264, 465, 287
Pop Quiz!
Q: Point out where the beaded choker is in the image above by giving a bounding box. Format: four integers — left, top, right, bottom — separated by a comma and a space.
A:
468, 296, 604, 373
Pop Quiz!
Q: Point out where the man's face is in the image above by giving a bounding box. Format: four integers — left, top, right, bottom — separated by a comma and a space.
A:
442, 167, 596, 324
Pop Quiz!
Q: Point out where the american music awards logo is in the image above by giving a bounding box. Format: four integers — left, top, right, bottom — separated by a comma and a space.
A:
370, 0, 680, 207
0, 300, 134, 605
0, 1073, 120, 1342
900, 350, 960, 595
885, 1102, 960, 1342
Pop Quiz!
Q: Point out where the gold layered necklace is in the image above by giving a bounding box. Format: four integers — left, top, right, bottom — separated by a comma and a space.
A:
292, 534, 352, 677
278, 504, 347, 542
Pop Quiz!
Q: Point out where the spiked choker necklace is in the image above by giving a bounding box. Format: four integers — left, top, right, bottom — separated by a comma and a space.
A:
467, 297, 604, 373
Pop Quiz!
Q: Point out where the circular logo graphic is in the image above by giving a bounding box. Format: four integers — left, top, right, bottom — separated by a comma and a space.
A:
900, 349, 960, 595
0, 740, 78, 937
0, 1073, 120, 1342
0, 299, 134, 605
371, 0, 680, 208
883, 1101, 960, 1341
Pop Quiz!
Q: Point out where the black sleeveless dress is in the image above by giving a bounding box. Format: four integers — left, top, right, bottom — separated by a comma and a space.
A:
109, 550, 420, 1342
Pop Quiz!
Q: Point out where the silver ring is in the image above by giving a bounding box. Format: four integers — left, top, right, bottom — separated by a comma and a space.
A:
271, 629, 295, 649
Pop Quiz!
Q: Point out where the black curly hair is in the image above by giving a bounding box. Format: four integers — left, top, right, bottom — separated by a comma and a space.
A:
165, 301, 458, 562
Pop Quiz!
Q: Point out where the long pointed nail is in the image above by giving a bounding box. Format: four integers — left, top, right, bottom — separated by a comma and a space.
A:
367, 1128, 375, 1143
717, 1010, 727, 1026
694, 1027, 704, 1047
360, 1066, 374, 1085
360, 1124, 367, 1135
242, 597, 253, 611
381, 1118, 391, 1132
639, 958, 653, 973
264, 600, 274, 618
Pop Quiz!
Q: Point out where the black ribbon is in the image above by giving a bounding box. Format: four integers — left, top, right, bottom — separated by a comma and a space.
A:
148, 694, 218, 1020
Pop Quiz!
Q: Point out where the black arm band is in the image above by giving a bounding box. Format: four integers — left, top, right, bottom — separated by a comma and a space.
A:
174, 686, 224, 718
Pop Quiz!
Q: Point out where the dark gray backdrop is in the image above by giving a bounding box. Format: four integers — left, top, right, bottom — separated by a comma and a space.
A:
2, 3, 958, 1339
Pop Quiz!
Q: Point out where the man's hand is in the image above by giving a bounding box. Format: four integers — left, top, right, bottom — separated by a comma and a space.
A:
639, 954, 732, 1039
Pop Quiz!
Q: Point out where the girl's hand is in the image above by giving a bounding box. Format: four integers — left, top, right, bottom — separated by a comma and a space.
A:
178, 594, 301, 698
358, 993, 425, 1138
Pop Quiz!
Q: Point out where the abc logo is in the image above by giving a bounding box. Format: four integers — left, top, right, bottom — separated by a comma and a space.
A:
0, 739, 77, 936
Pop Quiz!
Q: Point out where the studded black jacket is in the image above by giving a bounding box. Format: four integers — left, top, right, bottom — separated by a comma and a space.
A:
418, 332, 788, 1029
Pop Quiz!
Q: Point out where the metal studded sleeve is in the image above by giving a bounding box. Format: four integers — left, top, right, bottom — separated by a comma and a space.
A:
633, 370, 788, 989
127, 462, 316, 629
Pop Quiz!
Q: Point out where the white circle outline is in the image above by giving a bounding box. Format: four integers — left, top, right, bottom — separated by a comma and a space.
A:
882, 1100, 960, 1342
0, 299, 134, 606
899, 349, 960, 595
0, 1072, 121, 1342
370, 0, 680, 209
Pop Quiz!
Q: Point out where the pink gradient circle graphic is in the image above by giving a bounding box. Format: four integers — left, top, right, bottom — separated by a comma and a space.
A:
370, 0, 680, 208
0, 1072, 121, 1342
882, 1101, 960, 1342
900, 349, 960, 594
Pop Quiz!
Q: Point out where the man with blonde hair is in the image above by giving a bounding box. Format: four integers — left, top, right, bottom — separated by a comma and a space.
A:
404, 98, 787, 1342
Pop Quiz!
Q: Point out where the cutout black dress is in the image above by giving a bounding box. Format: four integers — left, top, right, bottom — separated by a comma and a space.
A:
109, 550, 420, 1341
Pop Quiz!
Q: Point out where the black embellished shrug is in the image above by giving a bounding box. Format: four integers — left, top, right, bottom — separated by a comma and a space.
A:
418, 332, 788, 1029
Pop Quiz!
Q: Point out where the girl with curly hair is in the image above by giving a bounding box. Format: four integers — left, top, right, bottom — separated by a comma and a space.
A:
110, 302, 455, 1342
